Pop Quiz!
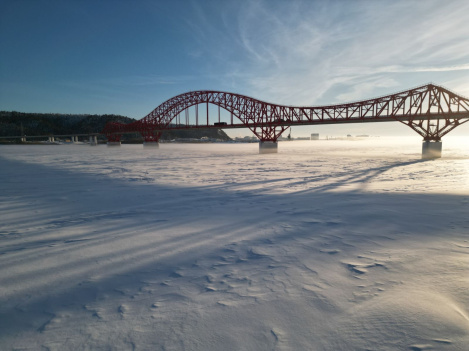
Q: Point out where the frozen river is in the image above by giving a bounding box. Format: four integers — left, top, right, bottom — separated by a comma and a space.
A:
1, 137, 468, 350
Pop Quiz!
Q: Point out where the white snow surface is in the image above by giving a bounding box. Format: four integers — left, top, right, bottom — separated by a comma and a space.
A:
1, 137, 469, 350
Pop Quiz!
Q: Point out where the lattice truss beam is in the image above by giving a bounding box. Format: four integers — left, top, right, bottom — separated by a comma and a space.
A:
102, 84, 469, 142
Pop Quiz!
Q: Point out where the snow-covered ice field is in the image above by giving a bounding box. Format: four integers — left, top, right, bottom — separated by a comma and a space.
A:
1, 137, 469, 350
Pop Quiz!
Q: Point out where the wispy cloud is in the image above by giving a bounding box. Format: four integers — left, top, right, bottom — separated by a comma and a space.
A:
188, 0, 469, 105
411, 64, 469, 73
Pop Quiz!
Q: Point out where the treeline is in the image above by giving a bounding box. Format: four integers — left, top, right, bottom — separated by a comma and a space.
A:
0, 111, 133, 136
0, 111, 231, 141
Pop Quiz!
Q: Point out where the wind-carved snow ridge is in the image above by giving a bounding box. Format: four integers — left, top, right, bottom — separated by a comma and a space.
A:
0, 137, 468, 350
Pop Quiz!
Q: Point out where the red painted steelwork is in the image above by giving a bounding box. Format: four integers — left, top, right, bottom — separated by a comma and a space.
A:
102, 84, 469, 142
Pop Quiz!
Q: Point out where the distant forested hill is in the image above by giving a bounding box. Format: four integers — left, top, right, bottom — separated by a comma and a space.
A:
0, 111, 231, 141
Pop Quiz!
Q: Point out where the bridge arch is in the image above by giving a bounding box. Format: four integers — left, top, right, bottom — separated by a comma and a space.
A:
137, 91, 293, 142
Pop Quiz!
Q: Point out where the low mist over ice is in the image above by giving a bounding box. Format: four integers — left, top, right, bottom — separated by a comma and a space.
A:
1, 137, 468, 350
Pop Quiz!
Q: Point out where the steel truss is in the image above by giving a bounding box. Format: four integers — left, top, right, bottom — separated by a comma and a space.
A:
102, 84, 469, 142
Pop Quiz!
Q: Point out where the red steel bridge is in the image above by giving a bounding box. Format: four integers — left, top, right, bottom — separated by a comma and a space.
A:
103, 83, 469, 157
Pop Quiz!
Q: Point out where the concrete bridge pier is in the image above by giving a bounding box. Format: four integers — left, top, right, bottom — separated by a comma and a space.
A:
259, 141, 278, 154
21, 136, 26, 143
143, 141, 159, 148
89, 135, 98, 146
48, 136, 55, 143
422, 140, 442, 159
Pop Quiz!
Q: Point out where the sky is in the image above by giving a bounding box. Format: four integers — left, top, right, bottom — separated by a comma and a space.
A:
1, 0, 469, 137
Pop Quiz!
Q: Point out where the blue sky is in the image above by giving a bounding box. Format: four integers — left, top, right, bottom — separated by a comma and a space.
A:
1, 0, 469, 137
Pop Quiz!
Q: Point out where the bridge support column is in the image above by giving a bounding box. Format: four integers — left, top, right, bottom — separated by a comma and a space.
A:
89, 135, 98, 146
21, 136, 26, 143
143, 141, 159, 148
259, 141, 278, 154
48, 136, 55, 143
422, 141, 442, 159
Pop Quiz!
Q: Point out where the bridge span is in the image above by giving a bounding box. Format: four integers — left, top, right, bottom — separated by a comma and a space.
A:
103, 83, 469, 158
